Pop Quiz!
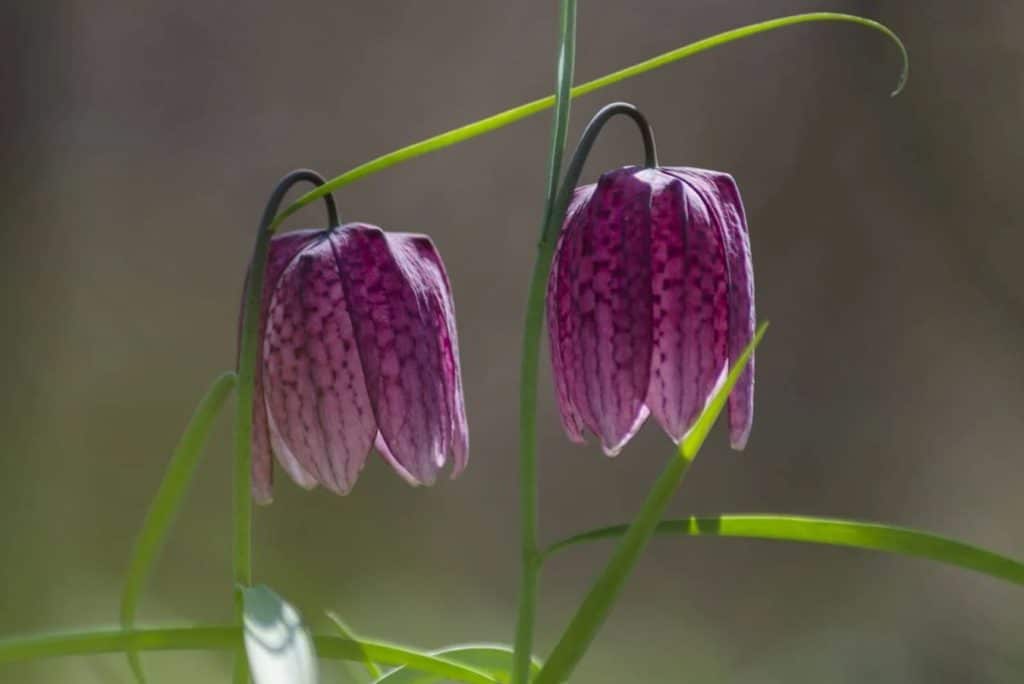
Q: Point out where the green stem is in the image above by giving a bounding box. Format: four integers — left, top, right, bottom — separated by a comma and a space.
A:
233, 169, 337, 683
0, 627, 499, 684
542, 514, 1024, 586
120, 371, 237, 683
512, 101, 672, 684
270, 12, 907, 230
511, 3, 576, 683
512, 244, 557, 684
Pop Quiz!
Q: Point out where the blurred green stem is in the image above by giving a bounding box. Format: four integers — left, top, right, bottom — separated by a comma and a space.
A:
512, 2, 576, 682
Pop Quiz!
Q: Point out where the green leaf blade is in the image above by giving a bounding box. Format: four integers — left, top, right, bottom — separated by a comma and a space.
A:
274, 12, 907, 228
326, 612, 381, 680
373, 644, 538, 684
314, 640, 501, 684
119, 371, 237, 683
544, 514, 1024, 587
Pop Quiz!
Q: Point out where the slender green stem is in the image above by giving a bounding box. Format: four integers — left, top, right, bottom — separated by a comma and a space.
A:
512, 3, 576, 683
542, 514, 1024, 586
512, 244, 558, 684
270, 12, 907, 230
120, 371, 237, 683
0, 627, 500, 684
513, 99, 680, 684
533, 326, 764, 683
233, 169, 336, 684
538, 0, 579, 249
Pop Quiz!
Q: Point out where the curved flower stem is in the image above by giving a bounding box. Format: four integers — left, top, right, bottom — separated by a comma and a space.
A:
233, 169, 337, 683
514, 102, 666, 684
0, 627, 500, 684
543, 101, 659, 244
271, 12, 906, 230
533, 326, 764, 684
512, 3, 576, 682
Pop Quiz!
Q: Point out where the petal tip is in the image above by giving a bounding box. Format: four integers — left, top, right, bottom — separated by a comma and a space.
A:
729, 429, 750, 452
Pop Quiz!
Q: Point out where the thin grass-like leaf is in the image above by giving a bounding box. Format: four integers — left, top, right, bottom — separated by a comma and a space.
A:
373, 644, 540, 684
543, 514, 1024, 586
272, 12, 907, 230
0, 627, 502, 683
119, 371, 236, 683
326, 612, 381, 680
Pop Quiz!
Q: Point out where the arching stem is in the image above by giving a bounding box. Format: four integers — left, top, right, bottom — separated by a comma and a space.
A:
514, 97, 659, 682
232, 169, 337, 683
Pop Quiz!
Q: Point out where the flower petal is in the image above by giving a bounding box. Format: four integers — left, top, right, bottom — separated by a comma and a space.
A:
262, 236, 378, 494
642, 170, 730, 443
331, 225, 450, 484
405, 234, 470, 477
373, 432, 421, 486
244, 229, 323, 503
669, 169, 755, 449
546, 185, 595, 444
573, 169, 654, 455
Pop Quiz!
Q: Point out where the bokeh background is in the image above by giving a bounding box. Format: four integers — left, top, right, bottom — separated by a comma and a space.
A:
3, 1, 1023, 682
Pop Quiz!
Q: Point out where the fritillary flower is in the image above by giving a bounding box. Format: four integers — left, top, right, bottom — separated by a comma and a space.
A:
246, 224, 468, 503
546, 165, 754, 456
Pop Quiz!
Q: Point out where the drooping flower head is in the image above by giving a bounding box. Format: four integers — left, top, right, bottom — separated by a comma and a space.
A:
246, 222, 468, 504
547, 164, 754, 455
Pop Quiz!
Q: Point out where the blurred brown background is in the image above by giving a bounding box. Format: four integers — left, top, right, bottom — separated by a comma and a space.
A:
2, 1, 1022, 682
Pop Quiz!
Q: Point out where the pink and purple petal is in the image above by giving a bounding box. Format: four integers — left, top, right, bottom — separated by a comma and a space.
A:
244, 229, 323, 503
331, 225, 450, 484
262, 237, 378, 494
641, 170, 729, 443
573, 169, 654, 455
669, 168, 755, 449
407, 234, 470, 476
546, 184, 596, 444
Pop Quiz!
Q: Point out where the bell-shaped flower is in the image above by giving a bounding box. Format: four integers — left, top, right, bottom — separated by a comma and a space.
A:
546, 165, 755, 456
246, 224, 468, 503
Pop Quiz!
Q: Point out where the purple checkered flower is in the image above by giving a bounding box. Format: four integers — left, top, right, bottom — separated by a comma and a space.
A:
546, 165, 755, 456
246, 224, 468, 503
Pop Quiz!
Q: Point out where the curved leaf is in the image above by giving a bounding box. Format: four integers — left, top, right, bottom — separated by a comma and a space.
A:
326, 612, 381, 680
119, 371, 237, 683
544, 515, 1024, 586
0, 626, 500, 683
272, 12, 907, 229
374, 644, 540, 684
